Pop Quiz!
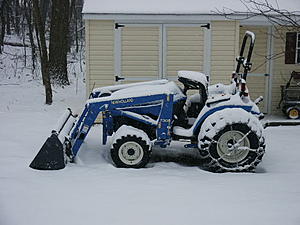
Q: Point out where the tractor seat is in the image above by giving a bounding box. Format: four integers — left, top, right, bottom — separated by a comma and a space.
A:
173, 125, 194, 138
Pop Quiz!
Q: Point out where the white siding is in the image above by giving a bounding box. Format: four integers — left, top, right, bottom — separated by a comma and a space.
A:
86, 20, 115, 92
210, 21, 239, 84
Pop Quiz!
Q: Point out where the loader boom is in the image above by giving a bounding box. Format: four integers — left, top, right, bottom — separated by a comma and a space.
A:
69, 93, 174, 157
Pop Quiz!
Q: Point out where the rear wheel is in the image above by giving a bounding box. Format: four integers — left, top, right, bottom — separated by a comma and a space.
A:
198, 109, 265, 172
111, 135, 151, 168
287, 107, 300, 119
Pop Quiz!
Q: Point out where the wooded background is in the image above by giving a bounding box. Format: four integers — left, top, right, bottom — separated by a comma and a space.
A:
0, 0, 84, 104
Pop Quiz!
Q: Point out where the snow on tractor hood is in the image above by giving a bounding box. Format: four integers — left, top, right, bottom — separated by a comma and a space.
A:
88, 81, 186, 103
110, 81, 185, 101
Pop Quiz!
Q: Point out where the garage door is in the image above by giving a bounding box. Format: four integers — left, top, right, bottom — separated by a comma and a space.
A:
118, 24, 161, 82
165, 25, 205, 80
115, 24, 207, 83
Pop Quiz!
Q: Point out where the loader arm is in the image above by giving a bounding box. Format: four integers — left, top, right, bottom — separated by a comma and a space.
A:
69, 93, 174, 157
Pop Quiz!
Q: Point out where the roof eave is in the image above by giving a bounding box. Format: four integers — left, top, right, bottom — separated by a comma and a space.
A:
82, 13, 300, 26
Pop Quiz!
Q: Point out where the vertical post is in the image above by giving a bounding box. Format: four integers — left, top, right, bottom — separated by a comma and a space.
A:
85, 20, 90, 98
162, 24, 167, 79
203, 24, 211, 80
266, 26, 274, 114
159, 24, 163, 79
114, 23, 122, 83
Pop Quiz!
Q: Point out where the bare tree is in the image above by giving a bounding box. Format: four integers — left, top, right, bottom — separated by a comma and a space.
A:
216, 0, 300, 28
32, 0, 52, 104
48, 0, 70, 85
24, 0, 36, 69
216, 0, 300, 67
0, 0, 6, 53
0, 0, 84, 102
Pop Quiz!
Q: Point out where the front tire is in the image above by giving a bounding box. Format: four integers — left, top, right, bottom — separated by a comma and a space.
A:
111, 135, 151, 168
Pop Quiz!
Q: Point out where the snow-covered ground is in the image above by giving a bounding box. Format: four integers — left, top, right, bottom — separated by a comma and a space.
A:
1, 47, 300, 224
1, 81, 300, 225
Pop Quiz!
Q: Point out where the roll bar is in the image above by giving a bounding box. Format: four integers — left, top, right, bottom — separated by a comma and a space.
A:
235, 31, 256, 81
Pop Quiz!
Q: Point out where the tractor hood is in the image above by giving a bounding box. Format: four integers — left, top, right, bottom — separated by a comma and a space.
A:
109, 81, 185, 102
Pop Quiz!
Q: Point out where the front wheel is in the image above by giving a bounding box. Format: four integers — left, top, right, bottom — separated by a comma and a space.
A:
111, 134, 151, 168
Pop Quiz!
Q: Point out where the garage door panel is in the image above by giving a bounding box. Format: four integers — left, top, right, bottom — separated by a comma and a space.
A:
122, 46, 160, 51
167, 55, 203, 61
122, 50, 159, 56
166, 26, 204, 78
121, 25, 160, 81
168, 60, 203, 66
168, 45, 203, 51
168, 41, 203, 46
122, 36, 159, 41
167, 50, 203, 56
121, 71, 159, 76
123, 56, 159, 61
122, 65, 159, 71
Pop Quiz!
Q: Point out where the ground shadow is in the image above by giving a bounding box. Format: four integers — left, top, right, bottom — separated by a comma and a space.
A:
150, 146, 205, 168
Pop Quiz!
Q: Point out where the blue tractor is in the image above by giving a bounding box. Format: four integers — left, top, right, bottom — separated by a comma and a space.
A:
30, 31, 266, 172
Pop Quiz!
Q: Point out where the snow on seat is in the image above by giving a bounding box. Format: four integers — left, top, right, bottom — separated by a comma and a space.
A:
173, 126, 194, 137
178, 70, 208, 88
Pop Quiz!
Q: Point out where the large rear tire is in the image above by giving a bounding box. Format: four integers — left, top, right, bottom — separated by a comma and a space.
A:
198, 109, 265, 172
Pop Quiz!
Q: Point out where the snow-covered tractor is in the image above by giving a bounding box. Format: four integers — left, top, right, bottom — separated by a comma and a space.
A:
30, 31, 266, 172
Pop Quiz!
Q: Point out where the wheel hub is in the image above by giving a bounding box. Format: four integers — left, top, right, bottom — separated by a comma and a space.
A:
289, 108, 299, 119
118, 141, 144, 165
127, 148, 135, 156
217, 130, 250, 163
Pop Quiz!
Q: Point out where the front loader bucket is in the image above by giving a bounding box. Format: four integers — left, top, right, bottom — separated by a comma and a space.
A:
29, 133, 65, 170
30, 108, 77, 170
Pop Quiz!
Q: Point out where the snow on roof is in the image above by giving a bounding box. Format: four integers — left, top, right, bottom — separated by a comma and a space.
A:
82, 0, 300, 14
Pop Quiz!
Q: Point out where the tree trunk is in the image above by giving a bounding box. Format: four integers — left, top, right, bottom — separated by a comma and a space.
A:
14, 0, 20, 35
32, 0, 52, 104
49, 0, 70, 85
74, 2, 78, 53
6, 3, 11, 35
40, 0, 50, 28
0, 0, 6, 53
24, 0, 36, 69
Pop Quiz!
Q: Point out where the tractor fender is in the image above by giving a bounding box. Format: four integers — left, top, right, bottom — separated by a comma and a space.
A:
112, 125, 152, 150
197, 108, 264, 148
